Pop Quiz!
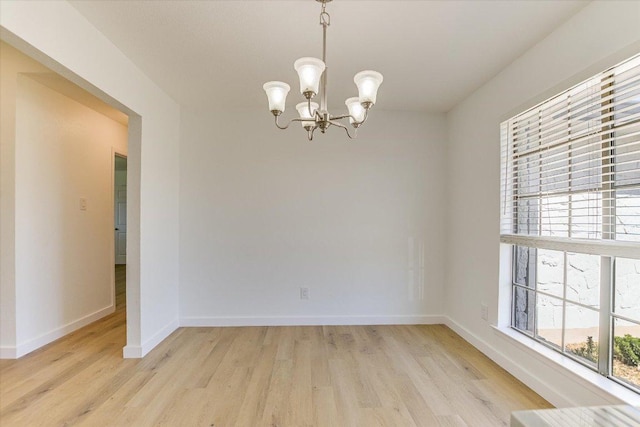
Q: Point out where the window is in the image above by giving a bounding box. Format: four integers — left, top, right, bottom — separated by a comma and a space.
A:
501, 54, 640, 392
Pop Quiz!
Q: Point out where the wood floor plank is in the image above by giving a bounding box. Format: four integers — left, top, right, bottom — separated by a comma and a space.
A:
328, 357, 362, 427
285, 339, 314, 426
310, 326, 332, 388
436, 414, 469, 427
260, 359, 294, 426
313, 386, 341, 427
0, 265, 553, 426
233, 342, 278, 426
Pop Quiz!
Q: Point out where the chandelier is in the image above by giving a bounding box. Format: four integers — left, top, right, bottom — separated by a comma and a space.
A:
262, 0, 383, 140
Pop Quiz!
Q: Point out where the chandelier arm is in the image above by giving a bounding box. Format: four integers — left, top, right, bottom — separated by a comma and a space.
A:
307, 97, 316, 119
358, 107, 370, 126
329, 120, 357, 139
328, 114, 350, 121
305, 98, 325, 121
274, 115, 307, 130
329, 107, 370, 126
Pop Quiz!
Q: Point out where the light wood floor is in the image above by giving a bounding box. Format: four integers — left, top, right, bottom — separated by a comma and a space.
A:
0, 266, 551, 426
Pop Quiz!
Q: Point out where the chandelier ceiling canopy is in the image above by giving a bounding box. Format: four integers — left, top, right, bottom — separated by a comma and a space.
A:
263, 0, 383, 141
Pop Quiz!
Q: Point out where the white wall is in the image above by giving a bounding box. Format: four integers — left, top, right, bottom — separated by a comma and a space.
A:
11, 50, 128, 355
445, 1, 640, 407
0, 0, 181, 358
179, 108, 446, 325
0, 42, 42, 355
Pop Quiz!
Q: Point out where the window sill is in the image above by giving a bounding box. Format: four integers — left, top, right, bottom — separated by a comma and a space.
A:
491, 325, 640, 406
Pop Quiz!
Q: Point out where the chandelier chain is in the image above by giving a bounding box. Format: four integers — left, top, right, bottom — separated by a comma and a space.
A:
320, 2, 330, 27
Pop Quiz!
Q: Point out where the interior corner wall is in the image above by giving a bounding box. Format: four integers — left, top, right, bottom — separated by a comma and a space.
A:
445, 1, 640, 407
178, 108, 447, 325
0, 0, 181, 358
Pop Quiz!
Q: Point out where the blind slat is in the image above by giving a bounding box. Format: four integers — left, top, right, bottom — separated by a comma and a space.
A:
500, 54, 640, 245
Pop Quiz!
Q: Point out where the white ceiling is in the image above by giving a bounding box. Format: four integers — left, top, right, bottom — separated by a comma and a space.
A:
69, 0, 588, 113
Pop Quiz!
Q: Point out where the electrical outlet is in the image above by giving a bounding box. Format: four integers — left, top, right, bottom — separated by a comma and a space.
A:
481, 303, 488, 321
300, 287, 310, 300
79, 198, 87, 211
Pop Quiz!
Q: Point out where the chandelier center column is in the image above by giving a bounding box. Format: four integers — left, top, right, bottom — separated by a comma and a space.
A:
319, 2, 330, 131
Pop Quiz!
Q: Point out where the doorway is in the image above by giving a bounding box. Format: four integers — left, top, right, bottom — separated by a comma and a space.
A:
114, 154, 127, 310
1, 22, 145, 360
114, 155, 127, 266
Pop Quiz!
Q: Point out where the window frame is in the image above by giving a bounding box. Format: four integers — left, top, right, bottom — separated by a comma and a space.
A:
502, 54, 640, 394
509, 249, 613, 372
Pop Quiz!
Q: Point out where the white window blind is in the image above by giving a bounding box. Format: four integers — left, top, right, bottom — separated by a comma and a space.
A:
501, 54, 640, 256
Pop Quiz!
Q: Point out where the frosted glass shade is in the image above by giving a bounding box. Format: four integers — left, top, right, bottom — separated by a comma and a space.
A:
294, 57, 326, 96
263, 81, 290, 113
354, 70, 383, 105
296, 102, 319, 128
345, 97, 365, 125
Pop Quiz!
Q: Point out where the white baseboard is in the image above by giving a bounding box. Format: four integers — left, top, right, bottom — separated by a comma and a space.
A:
123, 317, 179, 359
141, 318, 179, 356
5, 304, 115, 359
180, 314, 446, 327
443, 316, 574, 407
0, 347, 17, 359
443, 316, 640, 407
122, 345, 141, 358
